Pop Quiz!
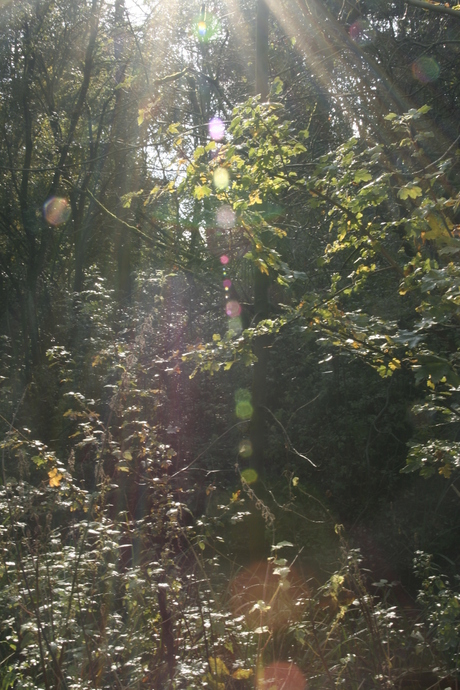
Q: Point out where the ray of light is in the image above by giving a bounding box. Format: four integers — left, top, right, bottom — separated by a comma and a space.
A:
260, 0, 454, 159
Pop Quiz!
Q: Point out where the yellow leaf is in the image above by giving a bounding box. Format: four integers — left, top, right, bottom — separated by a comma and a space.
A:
232, 669, 253, 680
48, 467, 63, 487
248, 191, 262, 206
208, 658, 229, 678
137, 110, 144, 126
439, 464, 452, 479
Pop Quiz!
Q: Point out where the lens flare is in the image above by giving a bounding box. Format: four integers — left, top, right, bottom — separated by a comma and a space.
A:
258, 663, 305, 690
230, 562, 310, 632
349, 19, 375, 45
223, 279, 232, 289
236, 400, 253, 419
209, 117, 225, 141
194, 12, 221, 42
241, 465, 257, 480
216, 205, 235, 230
228, 316, 242, 333
226, 300, 241, 318
43, 197, 71, 226
235, 388, 252, 419
412, 57, 440, 83
213, 167, 230, 190
220, 255, 229, 265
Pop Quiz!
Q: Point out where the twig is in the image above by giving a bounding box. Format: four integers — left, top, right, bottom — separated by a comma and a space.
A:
171, 421, 248, 477
262, 406, 317, 467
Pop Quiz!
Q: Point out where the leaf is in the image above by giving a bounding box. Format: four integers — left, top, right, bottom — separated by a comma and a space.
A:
272, 76, 283, 95
417, 104, 431, 115
194, 184, 211, 200
353, 170, 372, 183
233, 669, 253, 680
439, 464, 452, 479
123, 451, 132, 461
271, 540, 294, 551
384, 112, 397, 121
208, 658, 229, 677
48, 467, 63, 487
137, 109, 144, 126
194, 145, 206, 160
398, 185, 422, 200
168, 122, 180, 135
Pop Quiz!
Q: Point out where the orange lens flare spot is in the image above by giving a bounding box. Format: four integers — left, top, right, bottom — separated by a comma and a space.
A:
258, 662, 305, 690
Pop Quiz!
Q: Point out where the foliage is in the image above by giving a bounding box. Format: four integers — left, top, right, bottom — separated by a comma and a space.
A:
1, 0, 460, 688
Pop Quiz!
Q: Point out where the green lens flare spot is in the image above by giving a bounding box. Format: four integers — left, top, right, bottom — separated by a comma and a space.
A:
236, 400, 253, 419
241, 467, 257, 483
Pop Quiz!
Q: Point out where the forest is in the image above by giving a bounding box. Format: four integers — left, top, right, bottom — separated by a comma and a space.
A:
0, 0, 459, 687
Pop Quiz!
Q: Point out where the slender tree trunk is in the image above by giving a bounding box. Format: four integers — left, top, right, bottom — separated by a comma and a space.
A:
243, 0, 272, 561
113, 0, 134, 304
249, 0, 270, 477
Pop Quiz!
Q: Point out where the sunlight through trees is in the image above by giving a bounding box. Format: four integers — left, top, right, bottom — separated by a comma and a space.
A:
0, 0, 459, 688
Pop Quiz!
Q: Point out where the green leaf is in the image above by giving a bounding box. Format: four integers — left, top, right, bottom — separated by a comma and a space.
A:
194, 145, 206, 160
271, 540, 294, 551
398, 185, 422, 200
417, 104, 431, 115
353, 170, 372, 183
168, 122, 180, 135
194, 184, 211, 200
272, 76, 283, 95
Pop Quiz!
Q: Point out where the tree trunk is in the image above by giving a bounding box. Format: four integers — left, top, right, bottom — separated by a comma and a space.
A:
249, 0, 270, 477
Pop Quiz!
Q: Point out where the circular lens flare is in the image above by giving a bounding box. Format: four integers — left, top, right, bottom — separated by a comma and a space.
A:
209, 117, 225, 141
220, 255, 229, 265
258, 663, 305, 690
241, 464, 257, 479
228, 316, 242, 333
226, 300, 241, 318
223, 279, 232, 289
198, 20, 206, 37
213, 167, 230, 190
236, 400, 253, 419
412, 57, 440, 83
217, 205, 235, 230
43, 197, 71, 226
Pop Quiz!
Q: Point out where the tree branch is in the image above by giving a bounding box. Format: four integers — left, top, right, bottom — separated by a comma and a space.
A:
404, 0, 460, 20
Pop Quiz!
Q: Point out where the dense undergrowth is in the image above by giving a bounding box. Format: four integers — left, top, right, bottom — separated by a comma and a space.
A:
0, 274, 459, 689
